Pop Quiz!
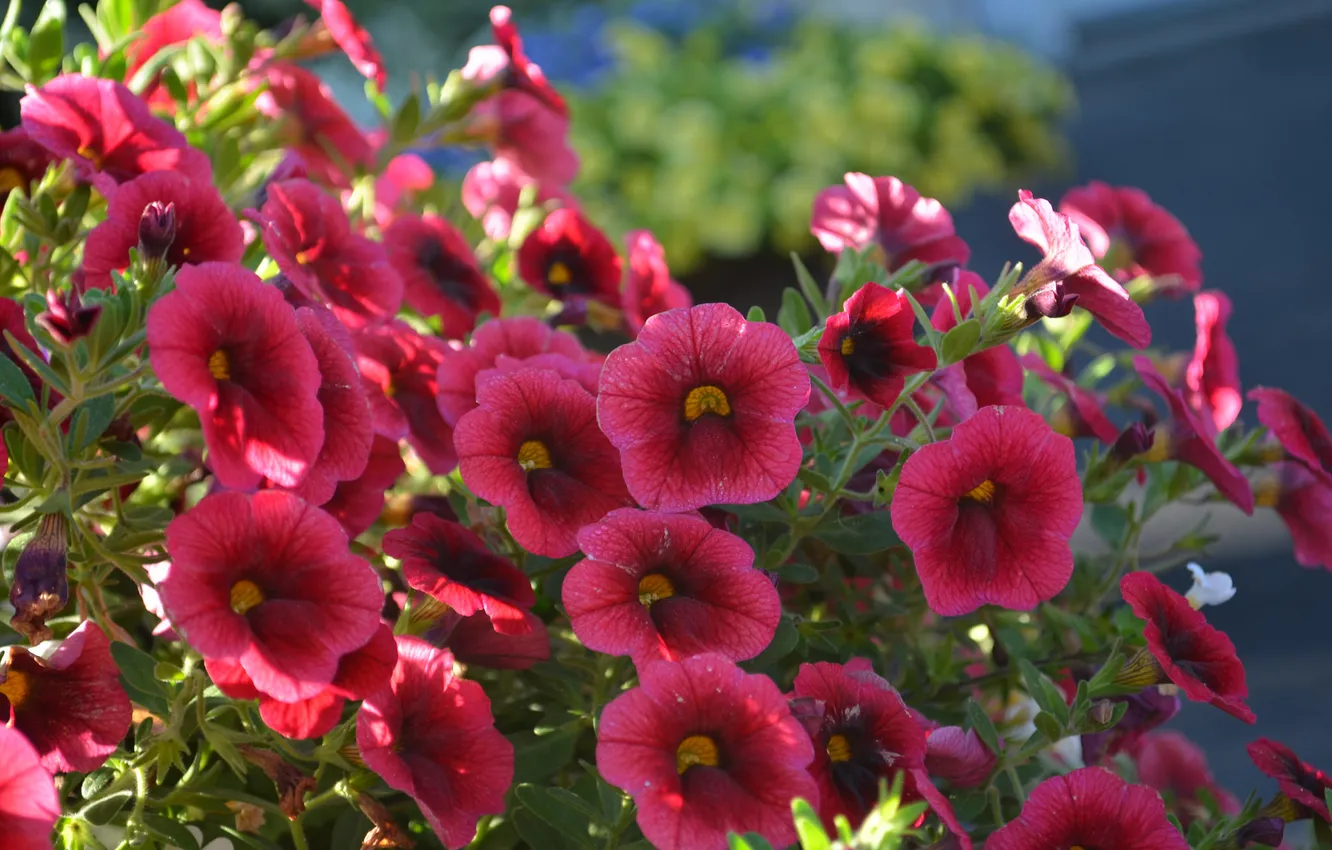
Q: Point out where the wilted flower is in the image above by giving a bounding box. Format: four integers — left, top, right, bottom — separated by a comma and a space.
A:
1185, 562, 1236, 609
238, 745, 317, 819
9, 513, 69, 644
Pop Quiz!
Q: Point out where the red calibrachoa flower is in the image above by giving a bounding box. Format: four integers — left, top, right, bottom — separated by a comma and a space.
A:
0, 622, 131, 774
81, 170, 244, 291
891, 405, 1082, 616
1135, 730, 1239, 826
462, 156, 577, 241
146, 262, 323, 489
257, 178, 403, 328
306, 0, 386, 92
1249, 386, 1332, 486
1010, 190, 1152, 349
926, 726, 996, 789
455, 367, 632, 556
467, 90, 579, 187
352, 320, 456, 474
1186, 291, 1242, 432
255, 64, 373, 187
1247, 738, 1332, 821
429, 608, 551, 671
599, 303, 810, 511
383, 513, 535, 635
322, 434, 406, 538
383, 213, 500, 339
517, 208, 622, 306
985, 767, 1189, 850
1022, 354, 1120, 443
160, 491, 384, 702
810, 173, 971, 272
931, 274, 1025, 408
1118, 571, 1255, 723
0, 725, 60, 847
597, 653, 818, 850
1059, 180, 1203, 295
1259, 462, 1332, 570
1134, 356, 1254, 513
0, 127, 54, 200
357, 637, 513, 849
563, 508, 779, 665
623, 230, 692, 338
819, 282, 937, 409
125, 0, 222, 106
478, 351, 600, 397
467, 5, 568, 117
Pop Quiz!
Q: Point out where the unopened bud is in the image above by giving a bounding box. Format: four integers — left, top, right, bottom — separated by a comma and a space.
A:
137, 201, 177, 262
1023, 282, 1079, 320
1088, 700, 1115, 726
35, 288, 100, 347
1234, 815, 1285, 847
1110, 422, 1156, 462
9, 512, 68, 643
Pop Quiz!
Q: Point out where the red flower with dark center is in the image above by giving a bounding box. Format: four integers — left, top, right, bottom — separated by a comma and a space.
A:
1010, 190, 1152, 349
383, 513, 535, 635
810, 173, 971, 271
125, 0, 222, 107
20, 74, 211, 195
1135, 730, 1239, 826
357, 637, 513, 849
891, 405, 1082, 616
256, 178, 403, 329
1059, 181, 1203, 296
1258, 462, 1332, 570
1118, 571, 1255, 723
1247, 738, 1332, 822
623, 230, 692, 338
146, 262, 324, 489
352, 320, 455, 474
383, 213, 499, 339
1186, 291, 1242, 432
322, 435, 405, 538
481, 5, 567, 117
818, 282, 937, 409
159, 491, 384, 702
428, 608, 551, 671
461, 156, 577, 242
0, 725, 60, 846
984, 767, 1189, 850
1249, 387, 1332, 487
255, 63, 373, 187
306, 0, 386, 92
563, 508, 780, 665
1134, 356, 1254, 514
455, 367, 632, 556
925, 726, 996, 789
599, 303, 810, 511
1022, 354, 1119, 443
931, 274, 1025, 408
517, 208, 622, 307
81, 170, 244, 291
0, 127, 54, 200
0, 622, 131, 775
597, 654, 817, 850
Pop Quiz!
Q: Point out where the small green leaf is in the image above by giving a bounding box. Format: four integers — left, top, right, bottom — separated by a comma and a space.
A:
1019, 659, 1070, 726
809, 511, 900, 555
790, 252, 828, 316
199, 721, 248, 778
939, 318, 981, 364
1033, 710, 1064, 743
69, 394, 116, 454
110, 641, 172, 716
509, 724, 581, 784
514, 784, 597, 847
778, 561, 819, 584
778, 287, 813, 337
0, 352, 35, 410
792, 798, 831, 850
1089, 503, 1130, 547
727, 834, 774, 850
390, 92, 421, 145
746, 305, 766, 323
26, 0, 65, 83
965, 699, 1000, 754
79, 788, 133, 825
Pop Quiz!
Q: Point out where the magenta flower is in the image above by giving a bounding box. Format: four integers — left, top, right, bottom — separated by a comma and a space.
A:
306, 0, 386, 92
0, 725, 60, 847
1186, 291, 1242, 432
811, 173, 971, 271
623, 230, 692, 338
352, 320, 456, 474
1249, 387, 1332, 487
461, 156, 577, 242
383, 213, 500, 339
322, 435, 406, 539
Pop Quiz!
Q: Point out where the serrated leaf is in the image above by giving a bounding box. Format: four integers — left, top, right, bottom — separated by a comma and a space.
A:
965, 699, 1000, 754
939, 318, 981, 364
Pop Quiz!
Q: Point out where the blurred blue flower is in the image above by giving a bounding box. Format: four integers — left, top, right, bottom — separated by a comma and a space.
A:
524, 5, 615, 87
414, 145, 485, 179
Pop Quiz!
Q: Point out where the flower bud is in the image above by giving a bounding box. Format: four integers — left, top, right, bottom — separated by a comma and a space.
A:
1088, 699, 1115, 726
35, 288, 100, 347
1234, 816, 1284, 847
1023, 282, 1079, 321
1110, 422, 1156, 462
137, 201, 177, 262
9, 513, 68, 644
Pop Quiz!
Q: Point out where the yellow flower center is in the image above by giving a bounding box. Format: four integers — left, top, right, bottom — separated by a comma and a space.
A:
840, 336, 855, 356
0, 666, 30, 708
1102, 237, 1135, 272
637, 573, 675, 607
295, 249, 314, 265
517, 440, 553, 471
1142, 426, 1171, 462
229, 580, 265, 615
0, 167, 25, 194
76, 145, 103, 168
964, 479, 997, 504
675, 735, 719, 774
208, 350, 231, 381
826, 733, 852, 763
683, 385, 731, 421
546, 261, 572, 286
1254, 476, 1282, 509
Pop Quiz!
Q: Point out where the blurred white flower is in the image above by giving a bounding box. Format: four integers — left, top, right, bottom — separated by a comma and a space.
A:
1050, 735, 1085, 768
1185, 563, 1236, 609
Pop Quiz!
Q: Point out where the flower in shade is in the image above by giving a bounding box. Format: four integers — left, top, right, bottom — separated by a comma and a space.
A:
1021, 354, 1119, 443
322, 435, 405, 539
368, 152, 434, 227
8, 513, 68, 644
1080, 686, 1180, 765
818, 282, 937, 409
891, 405, 1082, 616
926, 726, 996, 789
985, 767, 1189, 850
1246, 738, 1332, 822
146, 262, 323, 489
20, 74, 211, 194
1059, 181, 1203, 295
1258, 462, 1332, 570
1249, 387, 1332, 486
159, 491, 384, 702
599, 303, 810, 511
0, 127, 54, 200
469, 5, 568, 117
35, 287, 100, 347
0, 725, 60, 845
81, 170, 244, 291
930, 274, 1024, 408
1117, 571, 1255, 723
306, 0, 386, 91
517, 208, 622, 307
357, 637, 513, 849
466, 90, 579, 187
563, 509, 779, 665
1185, 562, 1235, 609
255, 64, 373, 187
1186, 291, 1241, 432
0, 297, 49, 413
352, 320, 455, 474
623, 230, 692, 338
383, 513, 535, 635
810, 173, 971, 272
597, 653, 817, 850
383, 213, 500, 339
1134, 356, 1254, 514
1135, 730, 1239, 827
1009, 190, 1152, 349
124, 0, 222, 106
0, 621, 132, 773
455, 367, 631, 556
461, 156, 577, 242
428, 609, 550, 670
255, 178, 403, 328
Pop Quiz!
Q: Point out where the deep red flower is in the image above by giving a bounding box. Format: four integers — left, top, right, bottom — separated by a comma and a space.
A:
1135, 730, 1239, 826
810, 173, 971, 272
599, 303, 810, 511
478, 351, 600, 398
0, 725, 60, 847
160, 491, 384, 702
36, 287, 101, 346
0, 622, 131, 775
146, 262, 323, 489
1135, 356, 1254, 514
1258, 461, 1332, 571
461, 156, 577, 242
428, 608, 550, 671
563, 509, 779, 666
255, 63, 373, 187
1249, 387, 1332, 487
81, 170, 243, 291
383, 513, 535, 635
383, 213, 499, 339
125, 0, 222, 107
368, 152, 434, 227
1010, 190, 1152, 349
517, 208, 622, 307
623, 230, 692, 338
818, 282, 937, 409
985, 767, 1188, 850
1186, 291, 1241, 432
358, 637, 513, 848
926, 726, 996, 789
1247, 738, 1332, 821
473, 5, 568, 117
20, 74, 211, 194
455, 367, 631, 556
306, 0, 386, 92
1059, 181, 1203, 295
467, 89, 578, 187
1118, 571, 1255, 723
931, 274, 1025, 408
891, 405, 1082, 615
256, 178, 403, 328
597, 654, 817, 850
322, 434, 406, 538
352, 320, 455, 474
0, 297, 49, 422
0, 127, 54, 200
1022, 354, 1119, 443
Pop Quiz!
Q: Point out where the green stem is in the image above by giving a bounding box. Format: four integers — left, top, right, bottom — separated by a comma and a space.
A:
902, 395, 936, 443
289, 817, 309, 850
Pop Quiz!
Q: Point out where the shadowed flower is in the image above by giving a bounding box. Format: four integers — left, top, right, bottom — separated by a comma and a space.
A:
383, 213, 500, 339
599, 303, 810, 511
352, 321, 455, 474
461, 156, 577, 242
1258, 462, 1332, 571
1080, 686, 1180, 765
563, 509, 779, 666
623, 230, 692, 338
1186, 291, 1241, 432
931, 274, 1025, 408
466, 90, 579, 187
255, 64, 373, 188
1246, 738, 1332, 822
357, 637, 513, 849
0, 725, 60, 845
8, 513, 68, 644
1022, 354, 1119, 443
597, 654, 817, 850
428, 608, 550, 671
926, 726, 996, 789
1117, 572, 1255, 723
322, 435, 405, 538
0, 622, 132, 773
35, 288, 100, 347
306, 0, 386, 91
517, 208, 621, 307
891, 405, 1082, 616
810, 173, 971, 272
1249, 387, 1332, 487
1135, 730, 1239, 827
147, 262, 324, 489
818, 282, 937, 409
0, 127, 54, 200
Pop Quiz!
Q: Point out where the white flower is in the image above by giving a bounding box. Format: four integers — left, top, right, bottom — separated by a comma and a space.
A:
1050, 735, 1085, 768
1185, 563, 1236, 609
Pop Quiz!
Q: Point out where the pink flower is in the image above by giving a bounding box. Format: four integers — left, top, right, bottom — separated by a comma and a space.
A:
470, 5, 568, 117
1259, 462, 1332, 571
810, 173, 970, 272
926, 726, 997, 789
1186, 291, 1241, 432
0, 725, 60, 847
1249, 387, 1332, 487
125, 0, 222, 107
306, 0, 386, 91
352, 321, 456, 474
255, 64, 373, 188
467, 90, 578, 187
461, 156, 576, 242
383, 213, 500, 339
428, 609, 550, 671
622, 230, 692, 338
322, 435, 405, 538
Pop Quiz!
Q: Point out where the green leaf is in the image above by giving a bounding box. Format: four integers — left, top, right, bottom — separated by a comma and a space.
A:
26, 0, 64, 83
0, 351, 35, 410
778, 561, 819, 584
390, 91, 421, 145
69, 394, 116, 454
964, 699, 1000, 754
778, 287, 813, 337
509, 724, 581, 784
79, 788, 133, 825
809, 511, 900, 555
747, 613, 799, 669
792, 798, 831, 850
746, 305, 766, 323
728, 834, 774, 850
790, 252, 828, 316
199, 721, 248, 779
1019, 659, 1070, 726
939, 318, 981, 365
1089, 503, 1130, 547
1032, 710, 1064, 743
110, 641, 172, 716
141, 815, 199, 850
513, 784, 596, 847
